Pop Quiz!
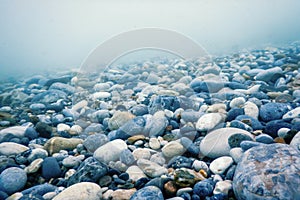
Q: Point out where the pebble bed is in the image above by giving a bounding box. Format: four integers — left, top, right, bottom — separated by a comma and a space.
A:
0, 43, 300, 200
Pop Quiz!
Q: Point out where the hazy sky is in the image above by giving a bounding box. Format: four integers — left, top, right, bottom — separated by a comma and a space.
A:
1, 0, 300, 80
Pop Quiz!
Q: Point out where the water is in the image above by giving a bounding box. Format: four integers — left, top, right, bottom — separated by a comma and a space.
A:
1, 0, 300, 80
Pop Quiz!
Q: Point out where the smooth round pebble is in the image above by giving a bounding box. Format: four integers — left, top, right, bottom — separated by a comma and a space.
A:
0, 167, 27, 195
209, 156, 234, 175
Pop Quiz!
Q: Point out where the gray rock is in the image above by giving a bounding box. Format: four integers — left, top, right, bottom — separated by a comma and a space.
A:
126, 165, 147, 182
196, 113, 224, 132
0, 167, 27, 195
255, 134, 274, 144
255, 67, 283, 82
120, 149, 136, 165
137, 159, 168, 178
83, 133, 108, 153
0, 125, 28, 142
200, 128, 254, 158
93, 139, 127, 163
108, 111, 135, 130
209, 156, 233, 175
145, 111, 168, 137
233, 143, 300, 200
161, 141, 185, 158
49, 82, 75, 95
0, 142, 29, 156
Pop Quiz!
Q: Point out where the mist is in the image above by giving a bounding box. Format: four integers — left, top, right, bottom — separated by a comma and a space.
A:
1, 0, 300, 80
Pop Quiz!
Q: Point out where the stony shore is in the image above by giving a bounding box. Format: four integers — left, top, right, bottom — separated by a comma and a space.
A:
0, 43, 300, 200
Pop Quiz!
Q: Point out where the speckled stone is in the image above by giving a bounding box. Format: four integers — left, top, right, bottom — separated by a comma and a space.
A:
53, 182, 101, 200
233, 143, 300, 200
0, 167, 27, 195
130, 186, 164, 200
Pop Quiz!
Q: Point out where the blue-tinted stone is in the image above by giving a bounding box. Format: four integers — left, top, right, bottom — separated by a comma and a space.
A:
193, 179, 215, 197
135, 177, 150, 190
148, 96, 181, 114
255, 134, 274, 144
235, 115, 263, 130
67, 157, 108, 186
120, 149, 135, 165
24, 127, 39, 140
229, 120, 253, 132
168, 156, 193, 169
228, 133, 253, 148
130, 186, 164, 200
259, 103, 289, 122
226, 108, 244, 122
130, 105, 149, 116
264, 120, 292, 138
0, 167, 27, 195
22, 183, 57, 196
35, 122, 52, 138
42, 157, 61, 180
240, 141, 261, 151
225, 82, 247, 90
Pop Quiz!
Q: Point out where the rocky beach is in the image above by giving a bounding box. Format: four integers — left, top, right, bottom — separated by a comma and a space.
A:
0, 42, 300, 200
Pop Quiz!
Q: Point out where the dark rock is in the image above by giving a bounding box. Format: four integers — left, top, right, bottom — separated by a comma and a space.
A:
233, 143, 300, 200
24, 127, 39, 140
35, 122, 52, 138
235, 115, 263, 130
83, 133, 108, 153
228, 133, 253, 148
19, 194, 44, 200
41, 157, 61, 179
168, 156, 193, 169
264, 120, 292, 138
226, 108, 244, 122
67, 157, 108, 186
22, 183, 57, 196
240, 141, 262, 151
229, 120, 253, 132
259, 103, 289, 122
193, 179, 215, 197
255, 134, 274, 144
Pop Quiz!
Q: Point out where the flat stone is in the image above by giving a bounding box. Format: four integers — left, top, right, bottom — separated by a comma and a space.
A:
0, 142, 29, 156
0, 125, 28, 142
44, 137, 83, 155
255, 134, 274, 144
53, 182, 101, 200
209, 156, 233, 175
200, 127, 254, 158
108, 111, 135, 130
255, 67, 283, 82
0, 167, 27, 195
93, 139, 127, 164
162, 141, 185, 158
42, 157, 62, 179
233, 143, 300, 200
25, 158, 43, 174
137, 159, 168, 178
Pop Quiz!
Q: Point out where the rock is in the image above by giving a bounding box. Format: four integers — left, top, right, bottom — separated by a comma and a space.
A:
193, 179, 215, 197
31, 89, 67, 104
192, 160, 209, 172
24, 158, 43, 174
282, 107, 300, 119
130, 186, 164, 200
116, 117, 146, 140
127, 135, 146, 145
53, 182, 101, 200
255, 67, 283, 82
259, 103, 289, 122
111, 188, 137, 200
149, 138, 161, 150
108, 111, 135, 130
162, 141, 185, 158
0, 142, 29, 156
240, 140, 262, 151
200, 128, 254, 158
0, 167, 27, 195
233, 143, 300, 200
62, 155, 83, 168
67, 156, 107, 185
164, 180, 178, 196
229, 148, 243, 163
150, 153, 166, 166
42, 157, 61, 179
27, 148, 48, 163
148, 96, 181, 114
243, 101, 259, 119
92, 92, 111, 100
255, 134, 274, 144
174, 168, 205, 187
83, 133, 108, 153
209, 156, 233, 175
213, 180, 232, 195
235, 115, 263, 130
137, 159, 168, 178
49, 82, 75, 95
126, 165, 147, 182
290, 131, 300, 151
196, 113, 224, 132
146, 111, 168, 137
35, 122, 52, 138
0, 125, 28, 142
228, 133, 253, 148
44, 137, 83, 155
229, 97, 246, 108
133, 148, 151, 160
120, 149, 136, 165
93, 139, 127, 164
264, 120, 292, 138
29, 103, 46, 113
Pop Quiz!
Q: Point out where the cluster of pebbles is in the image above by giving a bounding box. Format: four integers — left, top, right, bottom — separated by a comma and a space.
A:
0, 42, 300, 200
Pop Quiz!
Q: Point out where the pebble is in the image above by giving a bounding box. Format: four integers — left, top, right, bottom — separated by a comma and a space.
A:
259, 102, 289, 122
0, 142, 29, 156
42, 157, 62, 179
192, 160, 209, 172
83, 133, 109, 153
110, 188, 136, 200
120, 149, 136, 165
133, 148, 151, 160
130, 186, 164, 200
290, 131, 300, 151
52, 182, 101, 200
282, 107, 300, 119
126, 165, 147, 182
149, 137, 161, 150
0, 125, 28, 142
233, 143, 300, 200
209, 156, 234, 175
255, 66, 283, 82
255, 133, 274, 144
108, 111, 135, 130
24, 158, 43, 173
229, 97, 246, 108
0, 167, 27, 195
193, 179, 215, 197
162, 141, 185, 158
137, 159, 168, 178
44, 137, 83, 155
196, 113, 224, 132
229, 148, 244, 163
200, 127, 254, 158
94, 139, 127, 163
243, 101, 259, 119
213, 180, 232, 195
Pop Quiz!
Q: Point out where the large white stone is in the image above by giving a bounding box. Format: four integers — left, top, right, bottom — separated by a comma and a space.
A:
93, 139, 127, 164
53, 182, 101, 200
200, 127, 254, 158
0, 142, 29, 156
